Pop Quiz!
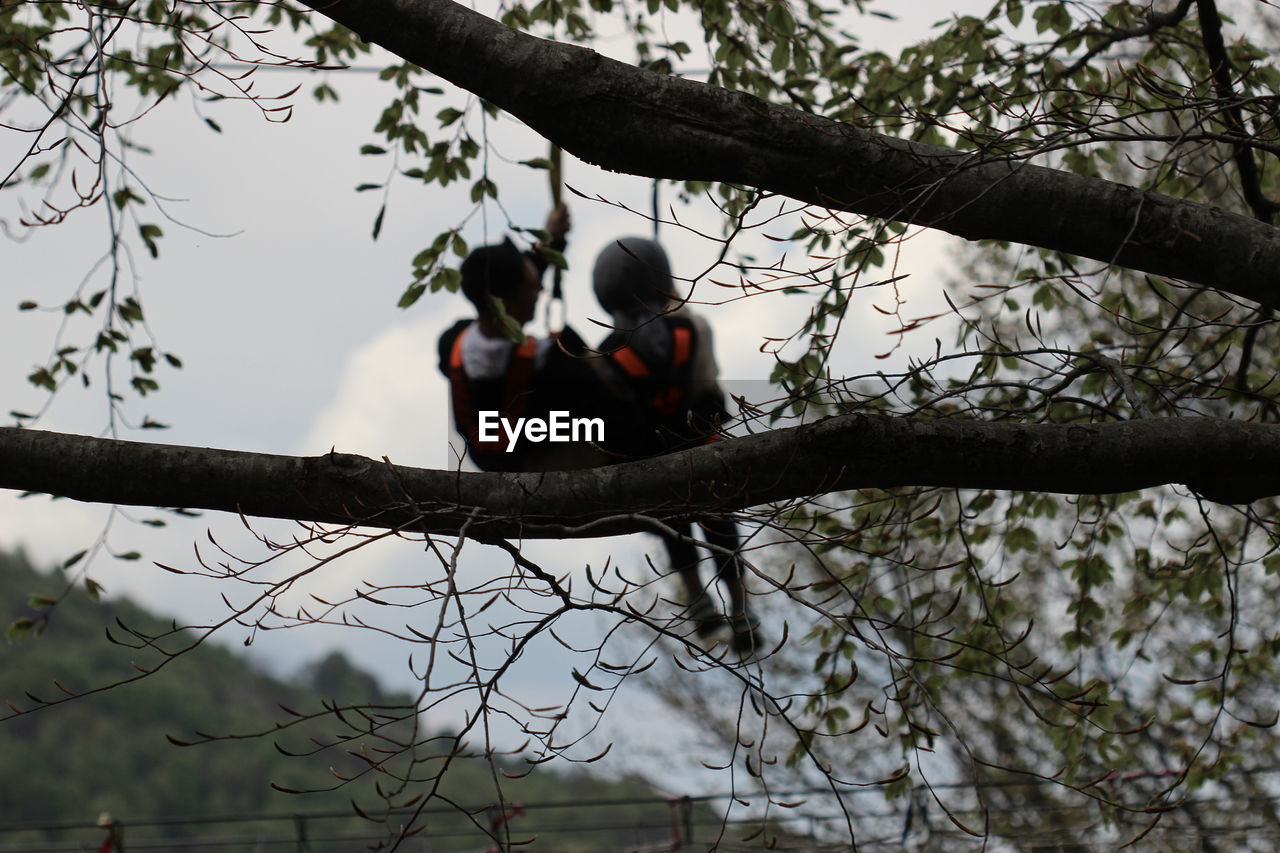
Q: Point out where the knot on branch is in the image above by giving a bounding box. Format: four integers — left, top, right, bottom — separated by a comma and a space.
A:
319, 451, 373, 479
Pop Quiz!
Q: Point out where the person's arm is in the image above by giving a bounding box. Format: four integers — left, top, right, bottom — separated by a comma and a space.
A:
527, 203, 570, 275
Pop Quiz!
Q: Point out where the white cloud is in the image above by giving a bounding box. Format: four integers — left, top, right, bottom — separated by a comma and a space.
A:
294, 310, 455, 468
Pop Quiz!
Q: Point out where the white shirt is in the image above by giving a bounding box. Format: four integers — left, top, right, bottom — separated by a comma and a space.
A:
459, 325, 555, 380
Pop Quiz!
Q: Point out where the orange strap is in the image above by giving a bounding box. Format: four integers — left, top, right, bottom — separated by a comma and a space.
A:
610, 346, 650, 378
671, 324, 692, 366
608, 321, 697, 416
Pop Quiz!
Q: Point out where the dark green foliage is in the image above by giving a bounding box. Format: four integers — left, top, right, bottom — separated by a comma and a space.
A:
0, 550, 706, 851
0, 549, 367, 828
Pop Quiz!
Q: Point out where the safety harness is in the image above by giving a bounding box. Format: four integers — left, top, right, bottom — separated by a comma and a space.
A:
447, 324, 539, 470
607, 318, 695, 418
606, 316, 725, 453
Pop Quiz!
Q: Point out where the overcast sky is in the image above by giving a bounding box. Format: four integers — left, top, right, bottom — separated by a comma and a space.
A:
0, 1, 978, 789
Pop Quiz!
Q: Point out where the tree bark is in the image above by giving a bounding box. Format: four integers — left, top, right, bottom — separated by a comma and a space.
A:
296, 0, 1280, 307
2, 417, 1274, 539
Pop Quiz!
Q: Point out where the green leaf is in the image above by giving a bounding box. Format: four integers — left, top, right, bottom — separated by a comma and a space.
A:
770, 39, 790, 72
430, 267, 461, 293
138, 223, 163, 258
412, 245, 440, 269
1007, 0, 1022, 27
765, 3, 796, 37
398, 282, 427, 309
1006, 526, 1038, 553
6, 617, 35, 643
28, 368, 56, 391
534, 245, 566, 270
131, 347, 157, 372
1032, 3, 1071, 36
84, 578, 105, 601
469, 177, 497, 203
118, 298, 144, 324
488, 296, 525, 343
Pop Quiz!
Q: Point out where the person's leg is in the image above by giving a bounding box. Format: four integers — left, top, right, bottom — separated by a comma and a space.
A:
662, 527, 702, 600
700, 516, 761, 653
701, 515, 746, 612
661, 525, 723, 637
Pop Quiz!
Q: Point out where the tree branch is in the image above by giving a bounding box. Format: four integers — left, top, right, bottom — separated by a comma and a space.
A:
1196, 0, 1278, 223
296, 0, 1280, 307
1062, 0, 1196, 78
3, 417, 1277, 540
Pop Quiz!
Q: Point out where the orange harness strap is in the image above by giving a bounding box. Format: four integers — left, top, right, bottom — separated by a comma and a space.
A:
608, 322, 695, 418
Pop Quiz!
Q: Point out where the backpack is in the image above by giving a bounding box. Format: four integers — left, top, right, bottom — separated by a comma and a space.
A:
604, 316, 727, 457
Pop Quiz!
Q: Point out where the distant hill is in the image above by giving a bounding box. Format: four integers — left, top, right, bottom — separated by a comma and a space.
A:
0, 549, 720, 852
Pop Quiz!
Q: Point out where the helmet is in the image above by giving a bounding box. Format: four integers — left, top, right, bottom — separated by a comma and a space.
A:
592, 237, 677, 322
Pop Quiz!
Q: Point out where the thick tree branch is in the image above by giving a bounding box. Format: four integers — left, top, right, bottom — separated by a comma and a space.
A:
2, 417, 1276, 540
296, 0, 1280, 307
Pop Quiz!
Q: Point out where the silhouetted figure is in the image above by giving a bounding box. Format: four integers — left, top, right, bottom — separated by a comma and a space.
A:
593, 237, 761, 654
438, 205, 609, 472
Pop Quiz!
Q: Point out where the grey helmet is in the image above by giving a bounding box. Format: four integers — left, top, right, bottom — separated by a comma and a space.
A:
592, 237, 679, 325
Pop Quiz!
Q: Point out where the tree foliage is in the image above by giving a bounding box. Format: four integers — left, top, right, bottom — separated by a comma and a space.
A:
0, 550, 729, 852
8, 0, 1280, 848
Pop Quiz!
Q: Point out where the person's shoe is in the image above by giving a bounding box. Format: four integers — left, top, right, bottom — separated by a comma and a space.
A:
684, 592, 727, 638
729, 607, 763, 655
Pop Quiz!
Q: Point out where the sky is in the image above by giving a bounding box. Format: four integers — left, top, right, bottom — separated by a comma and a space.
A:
0, 0, 980, 794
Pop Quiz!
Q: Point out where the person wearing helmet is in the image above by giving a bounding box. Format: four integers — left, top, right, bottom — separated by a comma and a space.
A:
592, 236, 763, 655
